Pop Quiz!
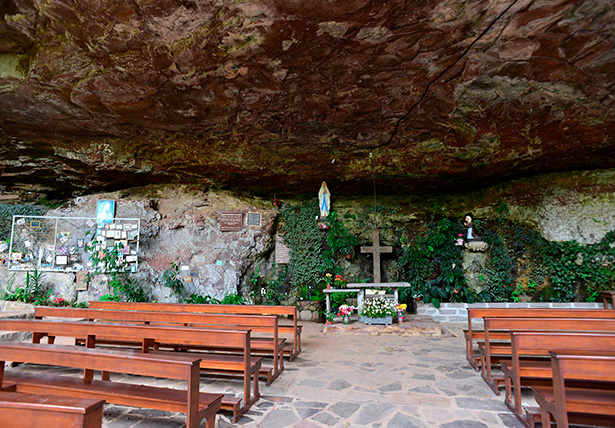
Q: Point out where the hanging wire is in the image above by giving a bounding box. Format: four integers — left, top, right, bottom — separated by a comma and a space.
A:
370, 152, 377, 230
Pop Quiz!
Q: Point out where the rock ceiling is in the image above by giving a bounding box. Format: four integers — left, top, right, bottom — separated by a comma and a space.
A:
0, 0, 613, 198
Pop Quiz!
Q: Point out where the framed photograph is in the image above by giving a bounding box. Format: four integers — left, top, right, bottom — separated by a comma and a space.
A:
56, 255, 68, 265
114, 230, 122, 239
30, 220, 41, 228
70, 255, 79, 262
97, 200, 115, 224
121, 231, 127, 239
109, 223, 116, 230
77, 239, 84, 248
10, 252, 22, 261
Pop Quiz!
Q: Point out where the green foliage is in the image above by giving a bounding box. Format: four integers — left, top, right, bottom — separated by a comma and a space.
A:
185, 292, 246, 305
162, 259, 184, 301
251, 265, 287, 305
3, 269, 51, 305
481, 218, 615, 303
186, 294, 219, 304
0, 203, 46, 241
99, 293, 121, 302
38, 196, 63, 209
324, 211, 358, 257
280, 201, 326, 292
279, 201, 358, 301
396, 218, 484, 308
87, 242, 147, 302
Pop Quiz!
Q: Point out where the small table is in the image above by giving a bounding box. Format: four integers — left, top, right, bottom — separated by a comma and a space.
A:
324, 288, 360, 313
347, 282, 410, 315
599, 291, 615, 309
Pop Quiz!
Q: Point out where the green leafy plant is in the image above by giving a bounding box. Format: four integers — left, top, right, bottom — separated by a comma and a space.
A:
162, 259, 184, 301
88, 242, 147, 302
396, 218, 484, 308
3, 269, 51, 305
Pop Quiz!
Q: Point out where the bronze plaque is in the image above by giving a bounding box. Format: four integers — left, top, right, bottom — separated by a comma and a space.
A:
219, 211, 243, 231
247, 212, 261, 227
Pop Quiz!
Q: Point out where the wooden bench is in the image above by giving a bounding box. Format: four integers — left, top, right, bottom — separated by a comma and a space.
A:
533, 352, 615, 428
0, 342, 222, 428
88, 301, 302, 360
35, 306, 284, 385
465, 308, 615, 370
0, 318, 259, 422
600, 290, 615, 309
0, 391, 104, 428
479, 317, 615, 394
501, 331, 615, 427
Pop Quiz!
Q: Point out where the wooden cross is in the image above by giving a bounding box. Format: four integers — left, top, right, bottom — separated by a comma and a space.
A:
360, 229, 392, 283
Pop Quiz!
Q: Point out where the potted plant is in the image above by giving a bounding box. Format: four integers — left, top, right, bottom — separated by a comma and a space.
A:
324, 311, 336, 324
395, 303, 407, 323
360, 297, 396, 325
337, 304, 355, 324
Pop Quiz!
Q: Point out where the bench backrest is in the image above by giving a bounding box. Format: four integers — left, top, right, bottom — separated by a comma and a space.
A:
468, 308, 615, 336
0, 319, 250, 351
35, 307, 277, 333
511, 332, 615, 357
484, 317, 615, 340
550, 352, 615, 383
89, 301, 297, 318
0, 342, 200, 380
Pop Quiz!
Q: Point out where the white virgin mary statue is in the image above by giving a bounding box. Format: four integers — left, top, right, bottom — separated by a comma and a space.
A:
318, 181, 331, 218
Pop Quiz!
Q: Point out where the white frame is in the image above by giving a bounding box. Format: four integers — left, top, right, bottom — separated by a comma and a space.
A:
8, 215, 141, 273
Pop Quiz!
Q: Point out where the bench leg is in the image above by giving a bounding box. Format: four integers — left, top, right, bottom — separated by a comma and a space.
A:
101, 371, 111, 381
186, 366, 200, 428
539, 406, 551, 428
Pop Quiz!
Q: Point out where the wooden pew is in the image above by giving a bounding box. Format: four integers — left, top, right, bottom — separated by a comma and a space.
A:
600, 291, 615, 309
0, 391, 104, 428
501, 331, 615, 427
88, 301, 302, 360
0, 342, 222, 428
479, 317, 615, 394
533, 352, 615, 428
34, 306, 284, 384
464, 308, 615, 370
0, 318, 258, 422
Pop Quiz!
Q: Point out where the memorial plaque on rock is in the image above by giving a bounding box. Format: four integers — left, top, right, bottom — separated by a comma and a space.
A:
247, 212, 261, 227
219, 211, 243, 231
275, 234, 290, 264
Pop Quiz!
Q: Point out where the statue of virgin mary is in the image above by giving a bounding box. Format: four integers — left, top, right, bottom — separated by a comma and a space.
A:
318, 181, 331, 218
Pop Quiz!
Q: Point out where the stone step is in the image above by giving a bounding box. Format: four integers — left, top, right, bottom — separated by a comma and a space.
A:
0, 303, 35, 343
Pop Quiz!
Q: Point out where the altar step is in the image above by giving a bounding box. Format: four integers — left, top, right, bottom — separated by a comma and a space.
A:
323, 314, 446, 336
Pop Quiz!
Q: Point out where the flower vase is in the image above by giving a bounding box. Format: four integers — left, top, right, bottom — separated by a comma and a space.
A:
397, 312, 405, 323
342, 315, 350, 324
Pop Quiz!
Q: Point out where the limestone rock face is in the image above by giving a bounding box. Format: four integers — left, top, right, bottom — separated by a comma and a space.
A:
0, 0, 614, 197
0, 187, 277, 302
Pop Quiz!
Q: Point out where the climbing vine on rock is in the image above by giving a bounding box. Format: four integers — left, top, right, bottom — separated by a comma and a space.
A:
395, 218, 486, 308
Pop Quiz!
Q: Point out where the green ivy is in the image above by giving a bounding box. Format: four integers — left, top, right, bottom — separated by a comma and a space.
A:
0, 204, 47, 242
395, 218, 485, 308
279, 201, 327, 295
480, 219, 615, 302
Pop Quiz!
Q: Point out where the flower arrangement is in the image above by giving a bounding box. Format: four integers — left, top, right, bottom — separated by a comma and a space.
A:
337, 304, 355, 317
360, 297, 396, 318
395, 303, 407, 323
333, 274, 348, 288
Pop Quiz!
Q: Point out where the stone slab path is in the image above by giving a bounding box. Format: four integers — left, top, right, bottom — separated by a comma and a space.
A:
5, 319, 524, 427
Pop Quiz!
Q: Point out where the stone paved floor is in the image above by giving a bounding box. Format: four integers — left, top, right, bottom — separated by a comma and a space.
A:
7, 318, 525, 427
